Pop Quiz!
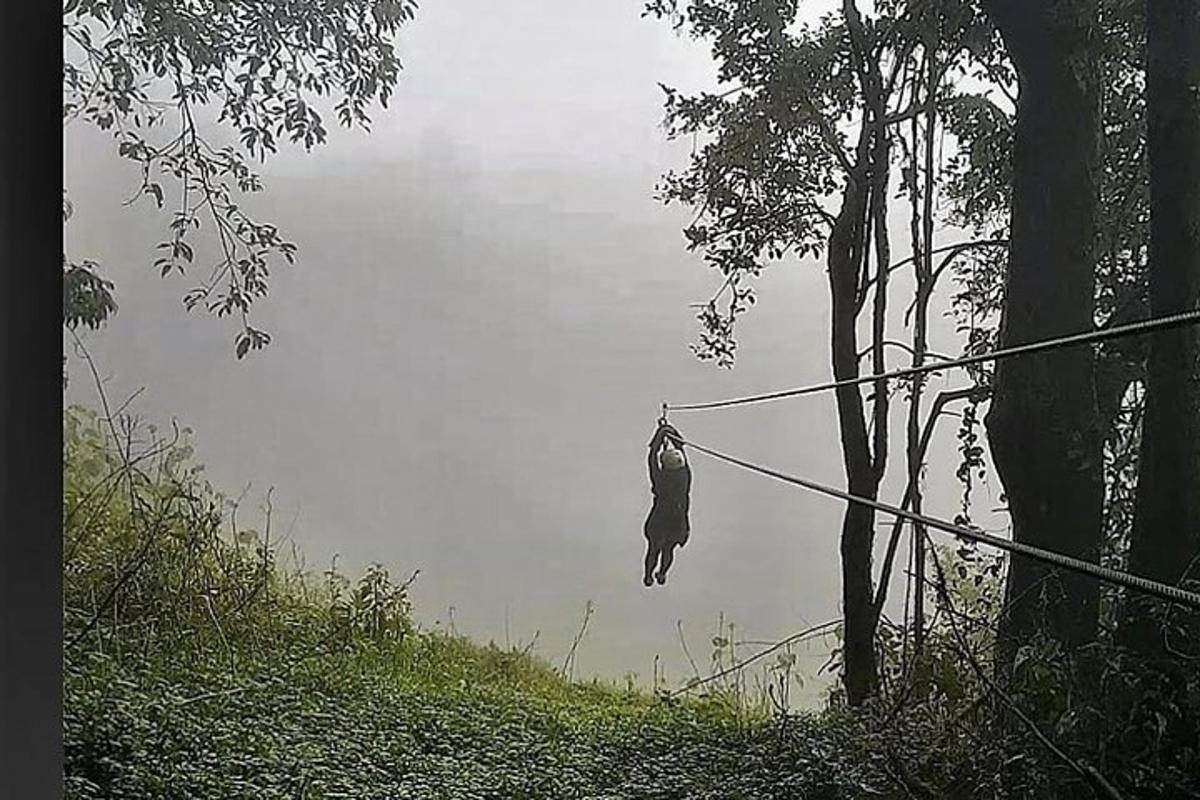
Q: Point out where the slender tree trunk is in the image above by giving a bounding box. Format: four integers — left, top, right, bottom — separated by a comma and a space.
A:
1120, 0, 1200, 654
911, 42, 938, 657
828, 152, 880, 706
831, 0, 895, 707
983, 0, 1104, 663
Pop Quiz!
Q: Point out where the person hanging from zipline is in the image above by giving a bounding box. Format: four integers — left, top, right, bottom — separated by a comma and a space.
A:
643, 416, 692, 587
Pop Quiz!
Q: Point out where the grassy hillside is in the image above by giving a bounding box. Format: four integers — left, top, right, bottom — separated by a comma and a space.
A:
65, 637, 876, 799
63, 405, 1200, 799
62, 405, 880, 798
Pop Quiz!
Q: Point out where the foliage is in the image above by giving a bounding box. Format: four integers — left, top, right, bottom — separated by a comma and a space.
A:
648, 0, 853, 366
62, 0, 419, 357
61, 405, 863, 798
942, 0, 1151, 359
64, 260, 118, 332
648, 0, 1004, 367
62, 196, 118, 334
941, 0, 1156, 649
941, 91, 1012, 233
840, 542, 1200, 799
647, 0, 1011, 707
63, 404, 1200, 797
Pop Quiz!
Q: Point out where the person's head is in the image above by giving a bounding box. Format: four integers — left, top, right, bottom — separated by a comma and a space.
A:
660, 444, 686, 471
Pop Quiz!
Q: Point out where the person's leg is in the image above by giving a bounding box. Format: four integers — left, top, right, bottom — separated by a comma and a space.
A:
655, 544, 676, 584
643, 540, 659, 587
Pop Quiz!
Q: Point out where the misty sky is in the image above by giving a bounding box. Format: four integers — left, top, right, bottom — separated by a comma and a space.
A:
63, 0, 1005, 706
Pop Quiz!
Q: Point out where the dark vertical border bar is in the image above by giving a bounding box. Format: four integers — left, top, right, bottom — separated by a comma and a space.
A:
0, 0, 65, 795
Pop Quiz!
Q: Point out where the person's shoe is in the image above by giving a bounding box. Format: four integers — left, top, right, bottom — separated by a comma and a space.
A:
643, 573, 654, 587
655, 572, 667, 585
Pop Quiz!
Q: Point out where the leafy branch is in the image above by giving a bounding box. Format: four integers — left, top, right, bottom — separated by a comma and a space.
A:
62, 0, 419, 356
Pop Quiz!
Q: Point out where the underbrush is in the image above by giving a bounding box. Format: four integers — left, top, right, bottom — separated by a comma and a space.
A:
63, 404, 1199, 799
63, 405, 873, 798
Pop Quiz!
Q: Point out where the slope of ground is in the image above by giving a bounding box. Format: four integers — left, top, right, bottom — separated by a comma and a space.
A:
63, 405, 1200, 799
62, 405, 874, 798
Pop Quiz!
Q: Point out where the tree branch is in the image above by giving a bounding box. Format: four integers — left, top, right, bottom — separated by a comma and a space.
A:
870, 387, 982, 626
665, 619, 840, 698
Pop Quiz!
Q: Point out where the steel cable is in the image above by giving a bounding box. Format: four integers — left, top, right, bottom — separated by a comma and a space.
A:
680, 438, 1200, 611
667, 309, 1200, 412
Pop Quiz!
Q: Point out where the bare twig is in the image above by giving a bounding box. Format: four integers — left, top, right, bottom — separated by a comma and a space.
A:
560, 600, 595, 681
175, 685, 255, 707
677, 620, 703, 684
519, 630, 541, 658
205, 592, 237, 677
857, 340, 955, 362
666, 619, 840, 699
859, 238, 1009, 297
871, 387, 980, 626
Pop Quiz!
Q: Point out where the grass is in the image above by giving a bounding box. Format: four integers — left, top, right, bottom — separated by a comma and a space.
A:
62, 403, 1200, 799
62, 404, 875, 799
66, 636, 870, 799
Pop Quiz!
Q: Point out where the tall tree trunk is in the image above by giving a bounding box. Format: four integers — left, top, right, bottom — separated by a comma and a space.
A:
828, 153, 879, 706
834, 0, 893, 707
983, 0, 1104, 662
911, 41, 938, 657
1120, 0, 1200, 654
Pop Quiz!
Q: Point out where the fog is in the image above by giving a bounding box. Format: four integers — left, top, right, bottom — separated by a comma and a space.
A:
63, 0, 1003, 707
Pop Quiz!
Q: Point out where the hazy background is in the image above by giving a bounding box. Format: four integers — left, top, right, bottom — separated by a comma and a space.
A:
63, 0, 1003, 706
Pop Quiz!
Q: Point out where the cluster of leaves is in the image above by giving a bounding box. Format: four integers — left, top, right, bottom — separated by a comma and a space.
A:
63, 197, 118, 334
325, 561, 417, 647
64, 260, 118, 333
942, 0, 1152, 365
941, 91, 1013, 234
837, 541, 1200, 799
62, 0, 418, 357
648, 0, 1006, 368
952, 394, 988, 523
993, 625, 1200, 799
649, 1, 856, 366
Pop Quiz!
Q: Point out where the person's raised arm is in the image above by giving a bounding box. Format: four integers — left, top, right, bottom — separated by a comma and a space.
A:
681, 461, 692, 513
648, 426, 665, 489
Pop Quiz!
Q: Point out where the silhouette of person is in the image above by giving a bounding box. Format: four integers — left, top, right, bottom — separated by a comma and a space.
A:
643, 421, 691, 586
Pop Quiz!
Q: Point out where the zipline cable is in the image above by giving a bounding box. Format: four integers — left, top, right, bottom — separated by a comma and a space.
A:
679, 438, 1200, 611
667, 309, 1200, 412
